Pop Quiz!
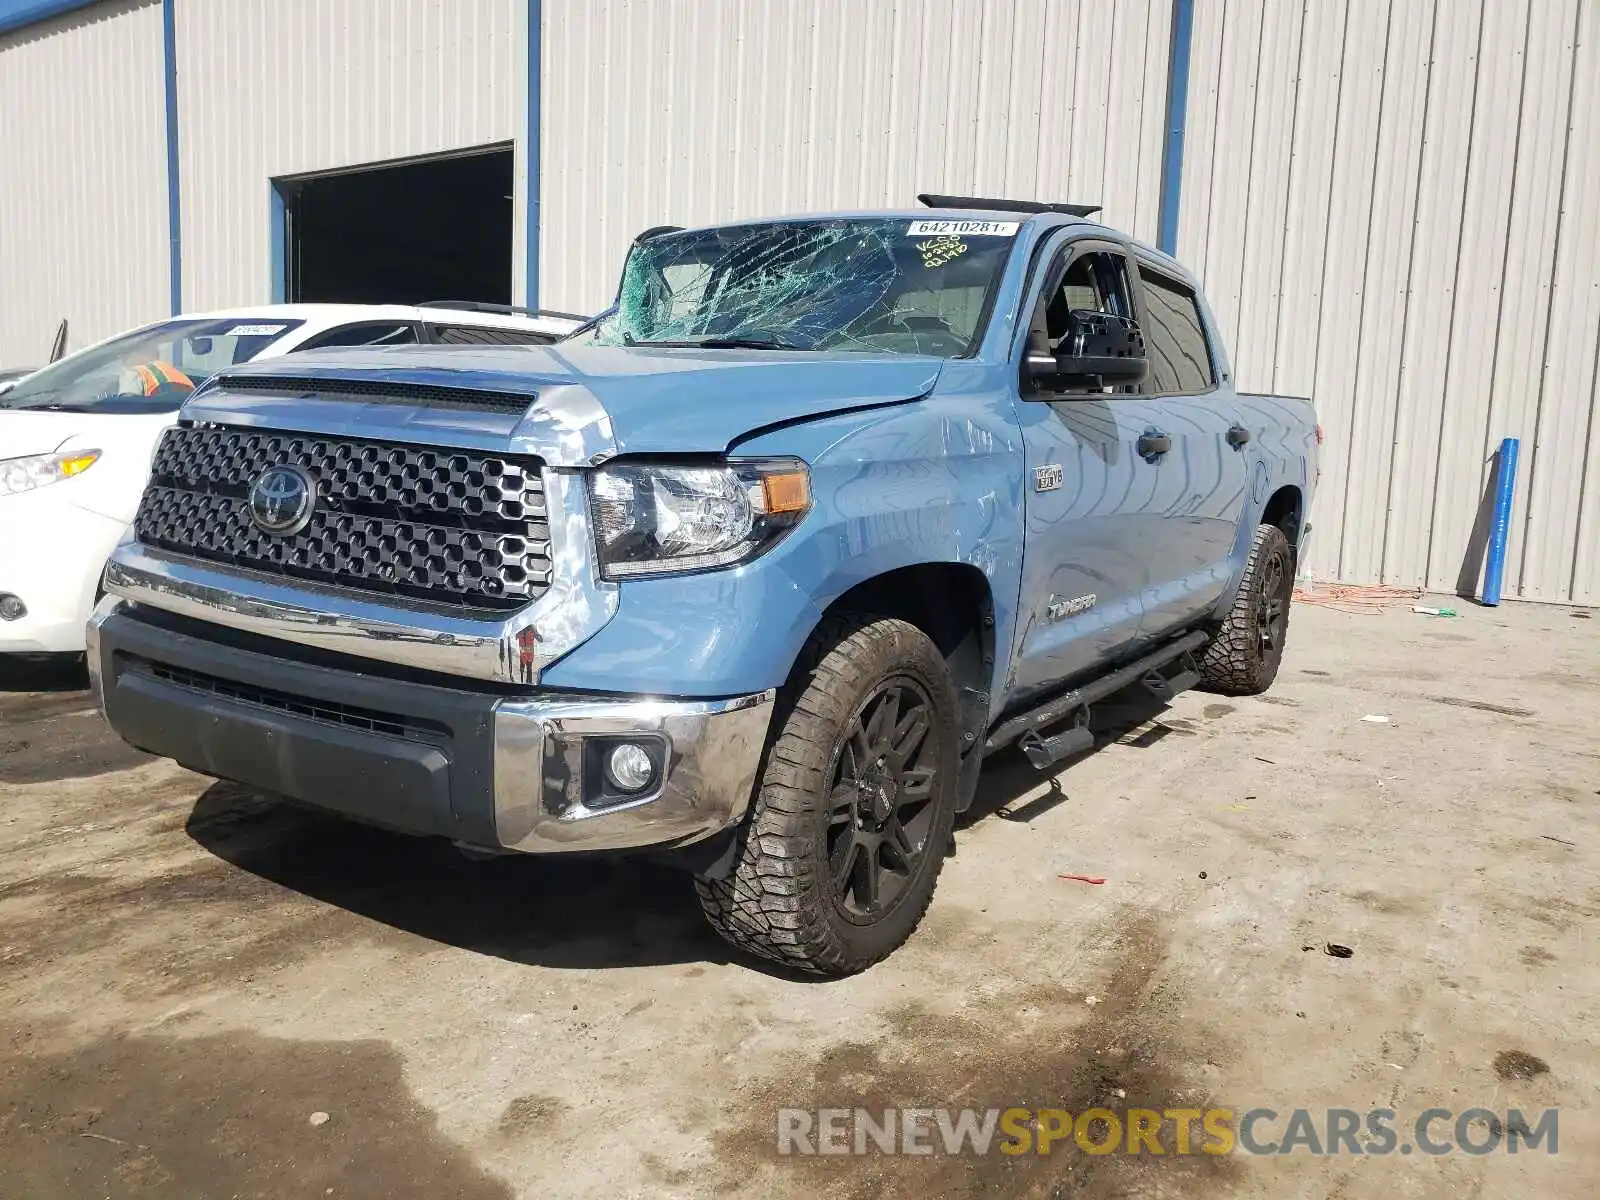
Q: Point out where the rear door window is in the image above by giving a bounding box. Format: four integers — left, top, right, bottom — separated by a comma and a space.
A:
1136, 268, 1215, 394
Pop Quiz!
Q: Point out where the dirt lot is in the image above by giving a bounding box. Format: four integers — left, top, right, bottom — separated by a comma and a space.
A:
1, 597, 1596, 1198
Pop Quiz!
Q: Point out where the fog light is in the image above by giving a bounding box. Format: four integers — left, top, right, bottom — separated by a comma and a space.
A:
605, 742, 656, 793
0, 594, 25, 622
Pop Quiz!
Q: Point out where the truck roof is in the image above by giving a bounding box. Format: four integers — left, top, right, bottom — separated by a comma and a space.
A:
663, 207, 1073, 231
649, 207, 1195, 281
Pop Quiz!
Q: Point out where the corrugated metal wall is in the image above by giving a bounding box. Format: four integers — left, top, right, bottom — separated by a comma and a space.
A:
174, 0, 526, 312
539, 0, 1175, 314
1180, 0, 1600, 604
0, 0, 168, 363
4, 0, 1595, 604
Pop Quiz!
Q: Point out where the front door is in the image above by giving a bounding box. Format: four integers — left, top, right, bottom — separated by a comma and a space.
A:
1008, 240, 1165, 701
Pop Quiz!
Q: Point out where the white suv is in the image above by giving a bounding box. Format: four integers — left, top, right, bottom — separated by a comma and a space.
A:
0, 302, 584, 655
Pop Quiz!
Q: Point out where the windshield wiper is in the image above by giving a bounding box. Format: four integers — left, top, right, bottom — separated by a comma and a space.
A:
622, 333, 809, 352
0, 388, 61, 410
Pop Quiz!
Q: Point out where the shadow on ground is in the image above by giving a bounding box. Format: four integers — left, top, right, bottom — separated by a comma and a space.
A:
179, 678, 1190, 974
0, 654, 89, 695
183, 783, 745, 973
961, 682, 1183, 827
0, 655, 151, 784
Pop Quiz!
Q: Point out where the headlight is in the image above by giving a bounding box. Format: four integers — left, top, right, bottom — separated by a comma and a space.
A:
588, 459, 811, 579
0, 450, 101, 497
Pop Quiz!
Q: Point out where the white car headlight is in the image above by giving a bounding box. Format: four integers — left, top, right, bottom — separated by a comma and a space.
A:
0, 449, 101, 497
587, 459, 811, 579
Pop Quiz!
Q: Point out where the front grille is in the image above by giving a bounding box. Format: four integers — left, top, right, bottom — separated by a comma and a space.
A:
134, 426, 552, 612
128, 654, 445, 739
213, 374, 535, 414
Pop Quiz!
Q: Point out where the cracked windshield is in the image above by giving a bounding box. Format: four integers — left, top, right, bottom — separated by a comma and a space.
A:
581, 217, 1017, 356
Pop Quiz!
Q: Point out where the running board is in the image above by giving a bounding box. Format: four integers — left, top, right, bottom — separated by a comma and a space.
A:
1141, 660, 1203, 702
1018, 720, 1094, 770
985, 629, 1210, 768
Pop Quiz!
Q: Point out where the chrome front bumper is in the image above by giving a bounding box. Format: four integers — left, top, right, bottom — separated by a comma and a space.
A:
89, 598, 772, 855
491, 690, 774, 853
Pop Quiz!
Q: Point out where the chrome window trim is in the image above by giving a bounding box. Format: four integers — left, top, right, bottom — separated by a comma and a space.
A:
101, 469, 617, 685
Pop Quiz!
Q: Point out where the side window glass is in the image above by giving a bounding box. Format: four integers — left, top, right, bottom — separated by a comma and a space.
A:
1041, 251, 1133, 353
301, 323, 418, 350
1136, 268, 1215, 393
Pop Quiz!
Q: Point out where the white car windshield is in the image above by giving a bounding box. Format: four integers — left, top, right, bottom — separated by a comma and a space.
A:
0, 317, 304, 415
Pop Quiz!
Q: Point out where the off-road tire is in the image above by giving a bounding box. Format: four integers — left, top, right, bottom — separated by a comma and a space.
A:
1200, 523, 1294, 695
695, 615, 960, 976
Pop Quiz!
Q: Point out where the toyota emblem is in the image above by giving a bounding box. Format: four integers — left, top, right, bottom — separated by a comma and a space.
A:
248, 464, 316, 535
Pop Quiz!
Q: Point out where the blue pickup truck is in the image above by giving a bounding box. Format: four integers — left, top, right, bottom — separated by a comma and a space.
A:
89, 197, 1317, 975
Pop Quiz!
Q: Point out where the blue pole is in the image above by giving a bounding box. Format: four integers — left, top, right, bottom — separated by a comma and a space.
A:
1156, 0, 1195, 255
525, 0, 542, 307
162, 0, 182, 314
269, 183, 286, 303
1481, 436, 1520, 606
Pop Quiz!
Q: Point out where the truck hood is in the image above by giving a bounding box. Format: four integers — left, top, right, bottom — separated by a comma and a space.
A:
201, 343, 946, 462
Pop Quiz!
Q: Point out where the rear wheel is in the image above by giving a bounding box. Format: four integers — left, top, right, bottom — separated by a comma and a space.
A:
1200, 523, 1294, 695
696, 615, 959, 976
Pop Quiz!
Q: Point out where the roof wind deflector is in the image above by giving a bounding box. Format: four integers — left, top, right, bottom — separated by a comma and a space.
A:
916, 193, 1102, 219
419, 300, 590, 322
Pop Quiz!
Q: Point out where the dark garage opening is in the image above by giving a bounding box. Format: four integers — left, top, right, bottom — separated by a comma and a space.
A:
280, 148, 513, 305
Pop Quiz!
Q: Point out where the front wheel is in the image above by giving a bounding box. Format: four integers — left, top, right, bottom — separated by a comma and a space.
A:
1199, 523, 1295, 695
695, 615, 960, 976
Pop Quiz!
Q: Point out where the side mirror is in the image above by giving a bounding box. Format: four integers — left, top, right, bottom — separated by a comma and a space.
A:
1026, 309, 1147, 393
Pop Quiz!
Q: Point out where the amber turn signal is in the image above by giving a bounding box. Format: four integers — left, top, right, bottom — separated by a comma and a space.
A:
761, 469, 811, 514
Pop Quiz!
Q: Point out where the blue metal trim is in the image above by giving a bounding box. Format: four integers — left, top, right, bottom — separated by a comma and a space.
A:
1156, 0, 1195, 255
268, 182, 286, 303
0, 0, 99, 36
161, 0, 181, 313
525, 0, 541, 306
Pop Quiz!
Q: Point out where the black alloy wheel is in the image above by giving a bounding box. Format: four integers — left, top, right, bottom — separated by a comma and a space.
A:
827, 678, 942, 921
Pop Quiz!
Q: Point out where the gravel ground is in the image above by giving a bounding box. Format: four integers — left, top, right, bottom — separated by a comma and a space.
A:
0, 596, 1595, 1198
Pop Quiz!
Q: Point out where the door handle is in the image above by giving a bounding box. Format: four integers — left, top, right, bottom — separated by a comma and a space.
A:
1227, 424, 1252, 448
1136, 429, 1172, 462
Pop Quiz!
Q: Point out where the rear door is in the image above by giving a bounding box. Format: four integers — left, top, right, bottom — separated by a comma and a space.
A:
1127, 262, 1251, 638
1008, 236, 1164, 699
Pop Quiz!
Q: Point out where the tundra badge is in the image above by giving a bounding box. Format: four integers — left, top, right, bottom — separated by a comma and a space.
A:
1047, 593, 1098, 621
